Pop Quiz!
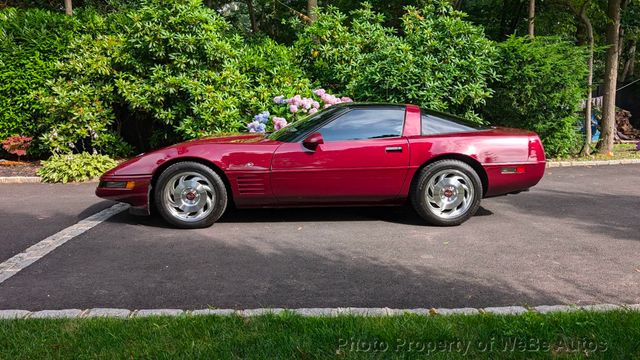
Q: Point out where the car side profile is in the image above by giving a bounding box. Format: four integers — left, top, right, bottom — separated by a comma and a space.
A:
96, 103, 546, 228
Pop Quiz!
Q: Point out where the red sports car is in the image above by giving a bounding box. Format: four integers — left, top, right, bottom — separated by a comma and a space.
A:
96, 103, 545, 228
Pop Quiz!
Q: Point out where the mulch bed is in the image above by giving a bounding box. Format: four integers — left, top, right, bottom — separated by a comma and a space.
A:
0, 160, 41, 177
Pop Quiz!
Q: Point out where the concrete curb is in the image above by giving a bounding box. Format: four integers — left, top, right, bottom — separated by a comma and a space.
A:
0, 176, 41, 184
0, 304, 637, 319
546, 158, 640, 168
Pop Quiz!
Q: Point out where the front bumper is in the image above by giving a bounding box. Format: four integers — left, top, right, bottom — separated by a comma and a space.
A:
95, 174, 152, 215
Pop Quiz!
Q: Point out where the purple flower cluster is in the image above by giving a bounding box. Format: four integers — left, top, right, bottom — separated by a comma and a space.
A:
247, 111, 270, 133
247, 89, 354, 133
313, 88, 352, 108
286, 95, 321, 114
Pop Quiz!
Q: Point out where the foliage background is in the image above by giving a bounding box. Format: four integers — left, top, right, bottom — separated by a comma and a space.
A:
0, 0, 616, 159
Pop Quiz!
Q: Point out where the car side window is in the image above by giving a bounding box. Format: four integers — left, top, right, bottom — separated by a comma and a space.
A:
421, 111, 483, 135
318, 108, 405, 141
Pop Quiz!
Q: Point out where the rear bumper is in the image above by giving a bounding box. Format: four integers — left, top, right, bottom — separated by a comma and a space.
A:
483, 161, 545, 197
95, 174, 152, 215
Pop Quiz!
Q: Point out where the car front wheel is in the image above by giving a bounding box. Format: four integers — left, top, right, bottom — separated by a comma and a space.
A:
411, 159, 482, 226
154, 162, 228, 229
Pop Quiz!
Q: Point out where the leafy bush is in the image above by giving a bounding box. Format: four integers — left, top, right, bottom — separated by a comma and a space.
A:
294, 1, 498, 121
38, 1, 316, 151
0, 8, 80, 153
38, 152, 117, 183
483, 36, 588, 157
2, 135, 32, 160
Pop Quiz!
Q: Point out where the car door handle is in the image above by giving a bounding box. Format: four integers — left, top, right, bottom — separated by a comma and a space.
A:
385, 146, 403, 152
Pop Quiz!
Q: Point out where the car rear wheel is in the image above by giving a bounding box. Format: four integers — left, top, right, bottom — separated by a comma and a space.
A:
154, 162, 227, 229
410, 159, 482, 226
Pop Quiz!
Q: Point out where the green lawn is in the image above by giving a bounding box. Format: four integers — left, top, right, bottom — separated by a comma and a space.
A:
1, 311, 639, 359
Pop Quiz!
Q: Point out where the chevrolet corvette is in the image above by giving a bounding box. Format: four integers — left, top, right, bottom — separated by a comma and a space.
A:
96, 103, 546, 228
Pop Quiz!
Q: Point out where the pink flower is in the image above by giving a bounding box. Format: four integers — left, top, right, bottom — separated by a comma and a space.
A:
289, 105, 299, 113
313, 88, 326, 96
312, 101, 320, 109
301, 98, 313, 109
273, 117, 288, 130
309, 108, 318, 114
288, 95, 302, 106
341, 97, 353, 103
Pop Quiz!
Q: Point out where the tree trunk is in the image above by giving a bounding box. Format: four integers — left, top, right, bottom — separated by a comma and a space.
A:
64, 0, 72, 15
597, 0, 621, 154
621, 39, 636, 82
528, 0, 535, 37
307, 0, 318, 22
572, 0, 594, 156
246, 0, 258, 34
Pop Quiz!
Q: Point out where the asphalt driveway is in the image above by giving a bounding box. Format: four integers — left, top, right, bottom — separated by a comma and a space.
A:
0, 165, 638, 310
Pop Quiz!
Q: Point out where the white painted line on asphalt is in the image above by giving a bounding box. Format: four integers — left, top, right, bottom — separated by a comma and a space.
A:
0, 304, 638, 319
0, 203, 129, 285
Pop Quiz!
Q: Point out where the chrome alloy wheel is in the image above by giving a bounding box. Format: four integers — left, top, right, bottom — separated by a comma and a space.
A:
163, 172, 215, 222
425, 169, 474, 219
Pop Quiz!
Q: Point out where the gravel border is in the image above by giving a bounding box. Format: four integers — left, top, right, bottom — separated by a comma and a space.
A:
546, 158, 640, 167
0, 304, 637, 319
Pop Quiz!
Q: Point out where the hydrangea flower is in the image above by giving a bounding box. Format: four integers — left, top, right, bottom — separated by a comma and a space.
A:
273, 95, 286, 104
247, 120, 266, 133
253, 111, 270, 123
313, 88, 326, 97
289, 105, 299, 113
309, 108, 318, 114
273, 117, 288, 130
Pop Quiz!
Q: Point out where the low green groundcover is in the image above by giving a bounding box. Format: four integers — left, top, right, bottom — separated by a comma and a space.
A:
0, 311, 638, 359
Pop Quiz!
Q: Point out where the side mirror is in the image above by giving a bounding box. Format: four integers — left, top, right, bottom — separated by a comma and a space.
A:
302, 132, 324, 151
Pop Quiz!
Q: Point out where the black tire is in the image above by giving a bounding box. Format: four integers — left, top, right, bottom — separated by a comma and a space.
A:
410, 159, 482, 226
154, 162, 228, 229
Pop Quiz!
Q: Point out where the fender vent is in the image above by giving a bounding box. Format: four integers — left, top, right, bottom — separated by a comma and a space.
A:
236, 175, 266, 195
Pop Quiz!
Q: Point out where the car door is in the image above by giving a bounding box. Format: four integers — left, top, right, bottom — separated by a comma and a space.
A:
271, 106, 410, 204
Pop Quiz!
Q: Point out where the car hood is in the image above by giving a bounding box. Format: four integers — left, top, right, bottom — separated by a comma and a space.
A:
101, 133, 281, 177
189, 133, 273, 144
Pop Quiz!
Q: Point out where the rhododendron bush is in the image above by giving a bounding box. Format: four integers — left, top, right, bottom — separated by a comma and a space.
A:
247, 89, 352, 133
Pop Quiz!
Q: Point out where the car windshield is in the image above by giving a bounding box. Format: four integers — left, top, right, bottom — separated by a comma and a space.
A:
268, 107, 344, 142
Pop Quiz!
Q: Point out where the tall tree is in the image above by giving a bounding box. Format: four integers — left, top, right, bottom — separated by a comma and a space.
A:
569, 0, 594, 156
597, 0, 622, 154
64, 0, 72, 15
246, 0, 258, 33
528, 0, 535, 37
308, 0, 318, 21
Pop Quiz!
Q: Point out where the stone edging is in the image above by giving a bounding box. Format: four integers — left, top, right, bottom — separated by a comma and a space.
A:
0, 176, 41, 184
0, 304, 638, 319
546, 158, 640, 168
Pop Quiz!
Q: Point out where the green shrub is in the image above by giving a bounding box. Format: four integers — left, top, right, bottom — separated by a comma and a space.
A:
294, 1, 498, 121
0, 8, 79, 154
38, 0, 316, 151
483, 36, 588, 157
38, 152, 117, 183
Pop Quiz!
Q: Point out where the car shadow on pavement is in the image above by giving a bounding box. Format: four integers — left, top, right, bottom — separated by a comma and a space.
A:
0, 229, 562, 310
501, 189, 640, 242
113, 206, 494, 228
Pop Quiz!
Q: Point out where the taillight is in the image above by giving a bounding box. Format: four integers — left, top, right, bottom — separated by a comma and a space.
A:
528, 134, 545, 162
